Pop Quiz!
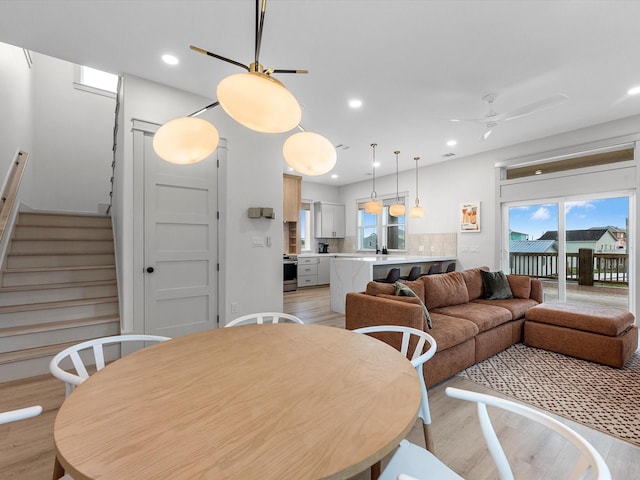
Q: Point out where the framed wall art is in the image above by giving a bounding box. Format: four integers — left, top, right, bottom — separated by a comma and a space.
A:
460, 201, 480, 232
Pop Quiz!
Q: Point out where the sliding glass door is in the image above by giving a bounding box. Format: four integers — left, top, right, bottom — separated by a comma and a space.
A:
505, 193, 631, 309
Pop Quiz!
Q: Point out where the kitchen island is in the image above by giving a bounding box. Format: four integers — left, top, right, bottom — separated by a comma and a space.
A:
330, 255, 456, 313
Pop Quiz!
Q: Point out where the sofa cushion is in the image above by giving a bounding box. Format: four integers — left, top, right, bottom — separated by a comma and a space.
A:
394, 281, 431, 328
429, 313, 479, 351
366, 279, 424, 302
421, 272, 469, 309
472, 298, 538, 320
461, 266, 489, 301
433, 302, 513, 332
507, 275, 531, 299
365, 281, 394, 296
480, 270, 513, 300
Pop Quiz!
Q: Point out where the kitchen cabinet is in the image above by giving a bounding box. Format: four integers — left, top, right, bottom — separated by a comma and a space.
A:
298, 257, 319, 287
283, 174, 301, 223
314, 202, 345, 238
317, 257, 331, 285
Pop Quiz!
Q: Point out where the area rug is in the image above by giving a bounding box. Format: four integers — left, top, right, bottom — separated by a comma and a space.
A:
457, 343, 640, 447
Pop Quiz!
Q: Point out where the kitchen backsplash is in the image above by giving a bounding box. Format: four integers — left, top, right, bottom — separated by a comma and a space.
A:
339, 233, 457, 256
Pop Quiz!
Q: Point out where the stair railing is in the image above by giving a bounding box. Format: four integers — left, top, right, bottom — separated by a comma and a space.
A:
0, 150, 29, 244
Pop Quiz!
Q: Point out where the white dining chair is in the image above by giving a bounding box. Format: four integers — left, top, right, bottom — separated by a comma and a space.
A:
0, 405, 42, 425
380, 387, 612, 480
225, 312, 304, 327
353, 325, 437, 451
49, 334, 171, 397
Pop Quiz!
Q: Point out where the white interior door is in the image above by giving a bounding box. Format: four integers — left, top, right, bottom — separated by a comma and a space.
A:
143, 134, 218, 337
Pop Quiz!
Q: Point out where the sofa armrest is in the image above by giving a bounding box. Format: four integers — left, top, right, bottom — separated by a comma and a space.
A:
530, 278, 544, 303
345, 292, 424, 331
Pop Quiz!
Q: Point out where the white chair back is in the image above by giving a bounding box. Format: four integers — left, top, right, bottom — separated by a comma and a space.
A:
225, 312, 304, 327
49, 334, 171, 396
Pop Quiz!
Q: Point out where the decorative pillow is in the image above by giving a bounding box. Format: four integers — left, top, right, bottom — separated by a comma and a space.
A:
480, 270, 513, 300
420, 271, 469, 310
394, 281, 432, 329
507, 275, 531, 299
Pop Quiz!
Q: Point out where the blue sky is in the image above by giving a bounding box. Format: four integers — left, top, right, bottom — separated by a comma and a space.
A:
509, 197, 629, 240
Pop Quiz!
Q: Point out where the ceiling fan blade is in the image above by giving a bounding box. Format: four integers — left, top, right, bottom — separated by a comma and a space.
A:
483, 128, 494, 140
272, 69, 309, 74
502, 93, 569, 122
450, 117, 486, 124
190, 45, 250, 72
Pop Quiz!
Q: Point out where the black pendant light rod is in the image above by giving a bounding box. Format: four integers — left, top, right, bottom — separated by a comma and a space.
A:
188, 101, 220, 118
255, 0, 267, 70
190, 46, 249, 72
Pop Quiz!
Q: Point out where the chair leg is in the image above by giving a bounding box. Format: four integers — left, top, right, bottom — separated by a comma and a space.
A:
423, 421, 435, 453
370, 460, 381, 479
52, 456, 65, 480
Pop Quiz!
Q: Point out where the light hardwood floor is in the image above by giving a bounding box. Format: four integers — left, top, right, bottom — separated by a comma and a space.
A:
1, 286, 638, 479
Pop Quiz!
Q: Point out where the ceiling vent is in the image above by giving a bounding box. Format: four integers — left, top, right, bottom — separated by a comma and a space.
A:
442, 152, 456, 157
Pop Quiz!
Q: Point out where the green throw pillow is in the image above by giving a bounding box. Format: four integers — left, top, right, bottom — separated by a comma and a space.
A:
394, 281, 432, 329
480, 270, 513, 300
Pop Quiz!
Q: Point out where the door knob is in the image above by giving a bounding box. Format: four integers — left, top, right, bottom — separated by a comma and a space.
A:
146, 267, 155, 273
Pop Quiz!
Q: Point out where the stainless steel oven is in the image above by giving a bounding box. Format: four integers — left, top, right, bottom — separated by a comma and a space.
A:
283, 255, 297, 292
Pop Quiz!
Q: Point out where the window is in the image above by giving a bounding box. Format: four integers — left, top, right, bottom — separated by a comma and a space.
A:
300, 202, 311, 252
357, 197, 406, 251
74, 65, 118, 98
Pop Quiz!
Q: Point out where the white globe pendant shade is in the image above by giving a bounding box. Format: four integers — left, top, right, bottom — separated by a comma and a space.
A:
283, 131, 337, 176
409, 205, 425, 218
217, 72, 302, 133
364, 200, 383, 214
153, 117, 219, 165
389, 203, 406, 217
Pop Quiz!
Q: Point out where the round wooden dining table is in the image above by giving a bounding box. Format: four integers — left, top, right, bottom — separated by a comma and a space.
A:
54, 324, 421, 479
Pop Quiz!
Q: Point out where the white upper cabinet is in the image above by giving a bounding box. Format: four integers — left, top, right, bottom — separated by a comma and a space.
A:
314, 202, 345, 238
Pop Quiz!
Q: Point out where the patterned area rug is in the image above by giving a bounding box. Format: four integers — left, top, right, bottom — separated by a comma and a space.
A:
457, 343, 640, 447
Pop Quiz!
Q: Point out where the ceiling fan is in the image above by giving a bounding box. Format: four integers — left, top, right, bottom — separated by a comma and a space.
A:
451, 93, 569, 140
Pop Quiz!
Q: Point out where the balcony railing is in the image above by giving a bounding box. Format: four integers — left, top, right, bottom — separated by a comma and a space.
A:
510, 252, 628, 285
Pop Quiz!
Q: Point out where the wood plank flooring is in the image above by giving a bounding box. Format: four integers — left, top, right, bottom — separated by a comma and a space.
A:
0, 286, 637, 479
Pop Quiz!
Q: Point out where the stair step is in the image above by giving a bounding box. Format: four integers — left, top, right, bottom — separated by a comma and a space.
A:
9, 239, 114, 255
0, 340, 85, 364
0, 296, 118, 314
13, 225, 113, 240
6, 253, 115, 268
0, 281, 117, 307
17, 212, 111, 228
0, 316, 120, 353
2, 265, 116, 287
0, 297, 119, 327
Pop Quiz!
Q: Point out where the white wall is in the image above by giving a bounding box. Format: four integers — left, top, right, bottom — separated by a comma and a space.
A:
0, 42, 34, 206
31, 52, 113, 213
117, 74, 285, 329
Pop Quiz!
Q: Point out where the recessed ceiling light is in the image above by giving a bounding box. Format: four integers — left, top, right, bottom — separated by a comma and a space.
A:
162, 54, 179, 65
373, 162, 380, 168
446, 140, 457, 147
331, 174, 338, 179
348, 99, 363, 108
628, 85, 640, 96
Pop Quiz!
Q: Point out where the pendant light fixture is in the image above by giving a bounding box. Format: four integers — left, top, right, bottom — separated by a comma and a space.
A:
364, 143, 382, 214
152, 0, 335, 174
389, 150, 406, 217
409, 156, 425, 218
283, 128, 337, 176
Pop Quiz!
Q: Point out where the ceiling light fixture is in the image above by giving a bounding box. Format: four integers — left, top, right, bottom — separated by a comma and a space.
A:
409, 156, 424, 218
446, 140, 457, 147
349, 99, 363, 108
389, 150, 406, 217
152, 0, 335, 174
364, 143, 382, 214
162, 54, 179, 65
628, 86, 640, 96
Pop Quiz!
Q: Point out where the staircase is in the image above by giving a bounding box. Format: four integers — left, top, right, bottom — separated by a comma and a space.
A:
0, 211, 120, 382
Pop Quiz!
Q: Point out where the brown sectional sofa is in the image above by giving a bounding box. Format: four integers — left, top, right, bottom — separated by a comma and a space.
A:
345, 267, 543, 387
